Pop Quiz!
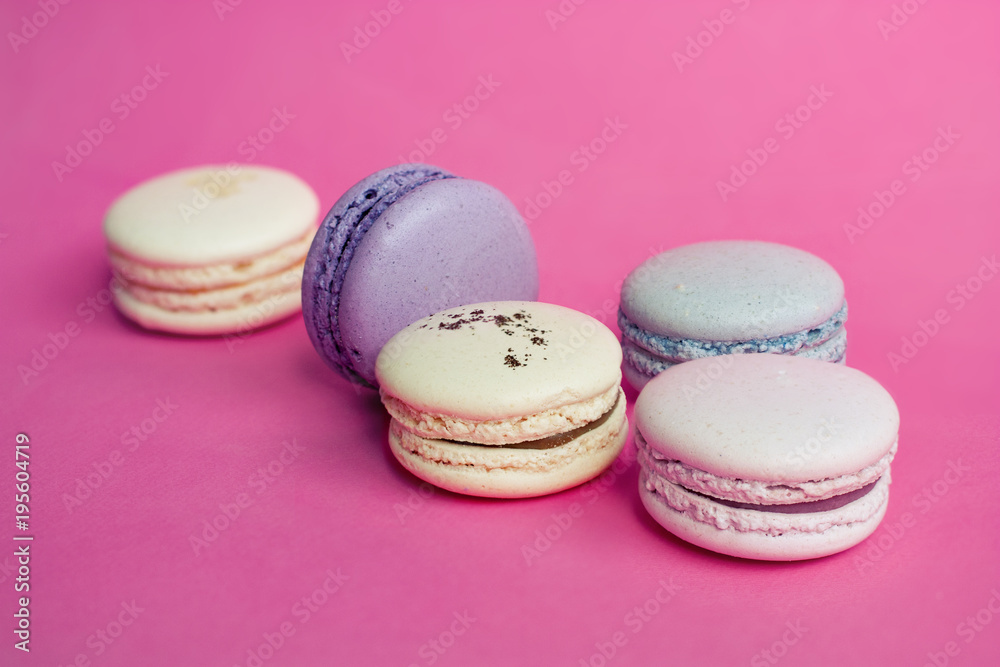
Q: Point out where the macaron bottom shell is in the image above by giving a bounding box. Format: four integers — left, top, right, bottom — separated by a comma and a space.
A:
638, 469, 890, 561
388, 394, 628, 499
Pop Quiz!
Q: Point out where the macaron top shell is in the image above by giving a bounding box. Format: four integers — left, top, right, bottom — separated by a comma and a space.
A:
620, 240, 844, 341
635, 354, 898, 482
104, 165, 320, 265
376, 301, 622, 422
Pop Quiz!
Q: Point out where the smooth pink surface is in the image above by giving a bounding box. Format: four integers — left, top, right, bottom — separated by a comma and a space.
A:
2, 1, 998, 665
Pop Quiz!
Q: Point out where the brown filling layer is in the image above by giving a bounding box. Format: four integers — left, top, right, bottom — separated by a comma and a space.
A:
447, 394, 620, 450
691, 479, 879, 514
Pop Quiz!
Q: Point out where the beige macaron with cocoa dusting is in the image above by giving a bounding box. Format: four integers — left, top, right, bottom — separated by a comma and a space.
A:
376, 301, 628, 498
103, 164, 319, 335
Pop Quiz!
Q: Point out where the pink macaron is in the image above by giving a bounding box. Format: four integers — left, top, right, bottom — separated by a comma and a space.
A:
635, 354, 899, 561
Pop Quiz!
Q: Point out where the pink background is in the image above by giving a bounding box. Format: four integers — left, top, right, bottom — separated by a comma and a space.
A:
3, 1, 999, 665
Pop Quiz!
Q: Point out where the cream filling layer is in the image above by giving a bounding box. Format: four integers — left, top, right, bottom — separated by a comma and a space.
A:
123, 262, 303, 313
382, 385, 622, 445
109, 227, 316, 290
637, 431, 897, 504
623, 327, 847, 379
390, 396, 628, 472
642, 468, 890, 535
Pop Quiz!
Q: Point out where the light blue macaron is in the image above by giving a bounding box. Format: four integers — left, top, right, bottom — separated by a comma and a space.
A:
618, 240, 847, 389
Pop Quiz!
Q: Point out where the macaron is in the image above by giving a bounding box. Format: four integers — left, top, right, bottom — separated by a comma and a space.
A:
635, 354, 899, 561
618, 240, 847, 389
375, 301, 627, 498
302, 163, 538, 388
104, 164, 320, 335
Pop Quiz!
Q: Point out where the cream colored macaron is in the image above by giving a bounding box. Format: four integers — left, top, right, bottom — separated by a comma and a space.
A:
103, 164, 320, 335
376, 301, 628, 498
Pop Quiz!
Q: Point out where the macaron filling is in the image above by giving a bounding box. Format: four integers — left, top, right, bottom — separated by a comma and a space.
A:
637, 430, 895, 504
623, 327, 847, 380
619, 301, 847, 371
641, 467, 890, 535
108, 227, 316, 291
447, 394, 621, 450
637, 429, 895, 534
389, 393, 627, 473
694, 480, 878, 514
382, 384, 621, 445
121, 260, 305, 312
305, 165, 455, 385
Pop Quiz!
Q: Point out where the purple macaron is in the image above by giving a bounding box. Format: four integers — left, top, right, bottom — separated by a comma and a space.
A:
303, 163, 539, 388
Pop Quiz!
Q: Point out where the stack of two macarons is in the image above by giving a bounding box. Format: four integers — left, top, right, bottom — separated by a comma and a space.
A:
617, 240, 899, 561
300, 164, 629, 499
